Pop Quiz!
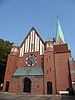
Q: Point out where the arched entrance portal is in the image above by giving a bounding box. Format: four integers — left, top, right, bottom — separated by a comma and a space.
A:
5, 81, 10, 92
23, 78, 31, 93
47, 81, 52, 94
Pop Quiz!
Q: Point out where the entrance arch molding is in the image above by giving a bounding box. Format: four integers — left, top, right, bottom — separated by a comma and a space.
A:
23, 77, 31, 93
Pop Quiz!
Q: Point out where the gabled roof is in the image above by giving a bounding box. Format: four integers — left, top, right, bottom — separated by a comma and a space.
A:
20, 27, 44, 47
55, 19, 65, 43
13, 66, 44, 76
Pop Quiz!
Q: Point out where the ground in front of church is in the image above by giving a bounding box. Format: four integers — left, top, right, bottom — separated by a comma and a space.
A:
0, 92, 75, 100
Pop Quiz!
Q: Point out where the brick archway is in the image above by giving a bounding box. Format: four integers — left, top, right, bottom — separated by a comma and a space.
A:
23, 78, 31, 93
47, 81, 52, 94
5, 81, 10, 92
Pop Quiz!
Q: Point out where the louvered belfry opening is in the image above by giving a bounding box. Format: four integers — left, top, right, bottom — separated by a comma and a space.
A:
23, 78, 31, 93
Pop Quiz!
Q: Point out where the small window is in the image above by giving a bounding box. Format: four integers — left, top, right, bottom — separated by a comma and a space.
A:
31, 42, 34, 52
47, 58, 48, 61
72, 81, 75, 85
49, 56, 50, 59
47, 44, 49, 47
47, 70, 48, 74
50, 68, 51, 72
37, 85, 39, 88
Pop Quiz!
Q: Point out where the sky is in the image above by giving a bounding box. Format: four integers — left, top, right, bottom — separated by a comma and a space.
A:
0, 0, 75, 58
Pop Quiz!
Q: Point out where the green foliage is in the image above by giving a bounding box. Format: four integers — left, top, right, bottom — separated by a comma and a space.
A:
0, 39, 12, 83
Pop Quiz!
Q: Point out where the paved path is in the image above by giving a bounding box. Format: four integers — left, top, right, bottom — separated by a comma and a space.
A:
0, 92, 75, 100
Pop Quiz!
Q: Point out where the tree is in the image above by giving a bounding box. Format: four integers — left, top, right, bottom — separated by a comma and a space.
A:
0, 39, 12, 85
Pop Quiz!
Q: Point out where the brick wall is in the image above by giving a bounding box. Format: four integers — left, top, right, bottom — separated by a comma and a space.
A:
44, 51, 56, 94
55, 52, 71, 93
3, 54, 18, 92
11, 76, 44, 94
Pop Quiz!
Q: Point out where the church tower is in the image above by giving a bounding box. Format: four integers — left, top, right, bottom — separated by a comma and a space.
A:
3, 44, 19, 92
54, 19, 72, 93
44, 38, 56, 94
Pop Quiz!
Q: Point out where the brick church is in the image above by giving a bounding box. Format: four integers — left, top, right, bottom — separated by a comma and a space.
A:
3, 20, 75, 94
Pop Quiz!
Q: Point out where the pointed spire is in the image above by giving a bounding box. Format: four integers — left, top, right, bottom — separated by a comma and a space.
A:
55, 17, 65, 43
47, 34, 50, 41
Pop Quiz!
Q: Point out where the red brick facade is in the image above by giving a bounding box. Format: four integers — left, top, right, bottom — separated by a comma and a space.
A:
3, 27, 75, 94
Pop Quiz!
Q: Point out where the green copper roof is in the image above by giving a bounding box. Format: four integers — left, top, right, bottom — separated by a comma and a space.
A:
46, 34, 51, 41
13, 66, 44, 76
55, 19, 65, 43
